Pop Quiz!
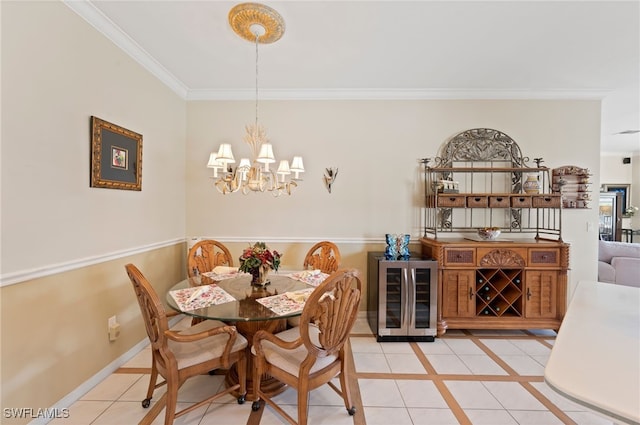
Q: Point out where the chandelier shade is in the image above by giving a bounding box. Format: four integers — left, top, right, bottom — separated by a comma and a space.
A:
208, 3, 303, 196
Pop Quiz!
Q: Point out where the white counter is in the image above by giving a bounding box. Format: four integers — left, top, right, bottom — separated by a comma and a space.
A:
545, 281, 640, 425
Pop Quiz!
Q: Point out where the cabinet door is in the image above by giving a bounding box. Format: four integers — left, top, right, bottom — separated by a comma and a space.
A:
442, 270, 475, 317
524, 271, 558, 318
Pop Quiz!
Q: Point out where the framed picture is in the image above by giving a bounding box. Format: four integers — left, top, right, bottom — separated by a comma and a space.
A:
602, 183, 630, 211
90, 116, 142, 191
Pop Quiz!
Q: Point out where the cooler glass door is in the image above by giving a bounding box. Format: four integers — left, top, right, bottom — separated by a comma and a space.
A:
377, 261, 409, 337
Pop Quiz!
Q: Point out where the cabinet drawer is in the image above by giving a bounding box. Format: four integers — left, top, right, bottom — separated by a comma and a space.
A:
444, 248, 476, 266
532, 195, 561, 208
467, 196, 488, 207
489, 196, 510, 208
528, 249, 560, 267
438, 195, 466, 208
511, 196, 532, 208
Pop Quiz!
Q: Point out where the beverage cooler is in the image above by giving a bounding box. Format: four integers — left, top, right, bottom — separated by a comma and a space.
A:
367, 252, 438, 342
599, 192, 623, 241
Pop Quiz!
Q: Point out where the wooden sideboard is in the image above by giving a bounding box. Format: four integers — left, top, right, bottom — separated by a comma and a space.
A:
420, 237, 569, 336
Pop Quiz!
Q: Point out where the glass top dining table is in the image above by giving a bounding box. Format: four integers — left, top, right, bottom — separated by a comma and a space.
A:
165, 272, 313, 322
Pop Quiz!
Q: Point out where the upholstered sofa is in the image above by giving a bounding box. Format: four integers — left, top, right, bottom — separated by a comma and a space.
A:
598, 240, 640, 287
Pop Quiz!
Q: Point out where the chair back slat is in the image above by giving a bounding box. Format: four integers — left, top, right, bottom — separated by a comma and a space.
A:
300, 269, 361, 357
187, 240, 233, 277
303, 241, 341, 274
125, 264, 173, 370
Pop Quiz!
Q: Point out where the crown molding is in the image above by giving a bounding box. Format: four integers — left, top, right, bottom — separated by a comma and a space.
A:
63, 0, 188, 99
187, 88, 611, 101
63, 2, 610, 103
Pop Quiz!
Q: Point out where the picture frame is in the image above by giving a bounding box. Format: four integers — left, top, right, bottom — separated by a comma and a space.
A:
602, 183, 630, 211
90, 116, 142, 191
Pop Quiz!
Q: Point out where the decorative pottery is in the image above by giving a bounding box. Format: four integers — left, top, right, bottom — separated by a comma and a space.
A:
523, 174, 540, 194
398, 234, 410, 260
250, 264, 270, 286
384, 234, 398, 260
385, 234, 411, 260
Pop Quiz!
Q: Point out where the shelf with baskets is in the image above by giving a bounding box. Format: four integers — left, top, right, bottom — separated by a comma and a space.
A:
421, 129, 563, 241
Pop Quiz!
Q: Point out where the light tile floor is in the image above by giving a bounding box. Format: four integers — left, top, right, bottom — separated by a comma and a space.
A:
50, 318, 615, 424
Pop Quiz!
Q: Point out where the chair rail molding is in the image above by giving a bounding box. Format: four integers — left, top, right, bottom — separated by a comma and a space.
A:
0, 238, 185, 287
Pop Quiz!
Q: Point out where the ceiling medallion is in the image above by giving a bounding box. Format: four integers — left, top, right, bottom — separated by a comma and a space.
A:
228, 3, 285, 44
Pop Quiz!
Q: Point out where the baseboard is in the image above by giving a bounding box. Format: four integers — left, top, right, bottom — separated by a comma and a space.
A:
29, 315, 184, 425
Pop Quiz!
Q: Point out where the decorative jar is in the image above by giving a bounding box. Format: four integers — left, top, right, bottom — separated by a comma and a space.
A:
523, 174, 540, 194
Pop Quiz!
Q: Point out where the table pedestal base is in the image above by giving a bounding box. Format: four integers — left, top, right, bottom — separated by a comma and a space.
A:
227, 318, 288, 399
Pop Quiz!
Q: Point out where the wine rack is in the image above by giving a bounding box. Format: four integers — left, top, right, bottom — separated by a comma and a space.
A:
475, 269, 523, 317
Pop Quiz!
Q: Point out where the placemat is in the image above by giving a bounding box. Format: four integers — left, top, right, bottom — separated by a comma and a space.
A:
169, 284, 236, 311
202, 266, 246, 281
288, 270, 329, 287
256, 288, 315, 316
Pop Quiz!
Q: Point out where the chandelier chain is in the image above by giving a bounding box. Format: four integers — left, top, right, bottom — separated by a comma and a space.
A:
254, 33, 259, 129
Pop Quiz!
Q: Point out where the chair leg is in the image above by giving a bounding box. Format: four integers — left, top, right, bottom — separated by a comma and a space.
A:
297, 383, 310, 425
237, 352, 247, 404
339, 364, 356, 415
251, 356, 263, 411
163, 380, 178, 425
143, 360, 159, 408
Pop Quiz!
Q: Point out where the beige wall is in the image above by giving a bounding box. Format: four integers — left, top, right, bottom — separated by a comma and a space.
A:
187, 99, 602, 299
1, 1, 187, 418
1, 0, 605, 418
1, 1, 187, 275
0, 244, 186, 420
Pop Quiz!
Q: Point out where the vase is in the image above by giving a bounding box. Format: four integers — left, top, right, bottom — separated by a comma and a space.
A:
250, 265, 270, 286
523, 174, 540, 194
397, 234, 411, 260
384, 234, 398, 260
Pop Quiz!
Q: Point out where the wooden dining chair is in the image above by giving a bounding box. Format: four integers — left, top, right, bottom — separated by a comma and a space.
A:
251, 269, 362, 425
187, 239, 234, 278
125, 264, 247, 425
303, 241, 341, 274
287, 241, 343, 328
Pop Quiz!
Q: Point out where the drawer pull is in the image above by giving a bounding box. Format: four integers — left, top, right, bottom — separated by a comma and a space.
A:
469, 287, 474, 299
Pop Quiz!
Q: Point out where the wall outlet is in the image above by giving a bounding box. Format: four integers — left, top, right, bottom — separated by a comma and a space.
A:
108, 315, 120, 341
108, 323, 121, 341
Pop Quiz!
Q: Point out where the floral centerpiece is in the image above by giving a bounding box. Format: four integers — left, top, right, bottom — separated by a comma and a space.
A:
238, 242, 281, 286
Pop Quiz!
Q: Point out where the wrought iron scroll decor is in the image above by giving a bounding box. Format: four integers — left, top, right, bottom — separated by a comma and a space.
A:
422, 128, 544, 232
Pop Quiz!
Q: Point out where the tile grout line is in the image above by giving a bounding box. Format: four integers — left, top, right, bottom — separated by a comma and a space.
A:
521, 381, 579, 425
346, 339, 367, 425
410, 342, 473, 425
471, 337, 520, 376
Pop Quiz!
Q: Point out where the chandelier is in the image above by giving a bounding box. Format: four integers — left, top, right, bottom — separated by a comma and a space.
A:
208, 3, 304, 196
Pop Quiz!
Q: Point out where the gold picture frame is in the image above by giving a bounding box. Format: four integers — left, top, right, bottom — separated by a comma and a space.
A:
90, 116, 142, 191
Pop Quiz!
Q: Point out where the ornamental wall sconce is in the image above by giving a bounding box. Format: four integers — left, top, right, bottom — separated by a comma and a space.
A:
324, 167, 338, 193
207, 3, 304, 196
